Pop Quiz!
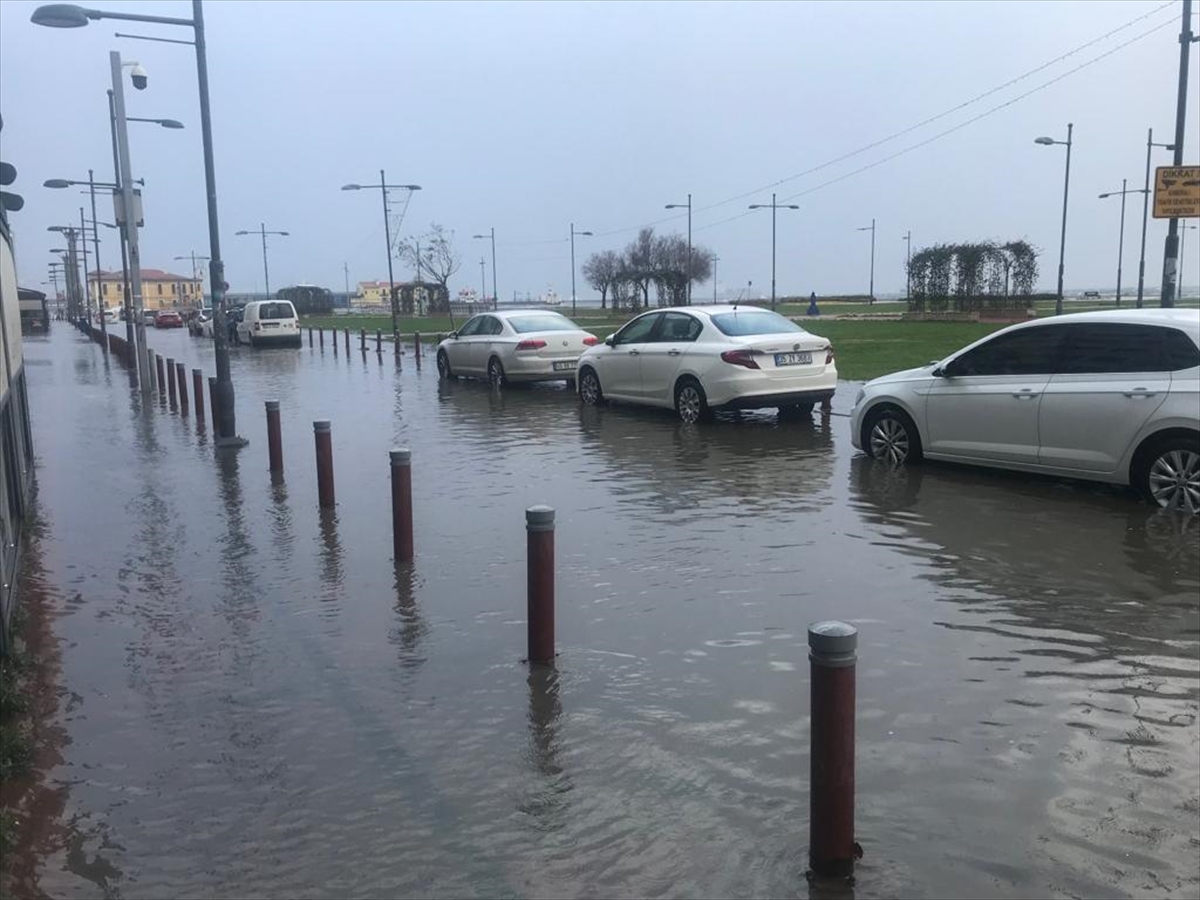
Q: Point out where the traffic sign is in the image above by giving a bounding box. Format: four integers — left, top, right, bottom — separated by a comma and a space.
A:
1152, 165, 1200, 219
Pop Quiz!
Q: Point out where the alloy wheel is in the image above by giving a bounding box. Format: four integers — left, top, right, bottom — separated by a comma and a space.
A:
677, 385, 702, 424
1148, 448, 1200, 513
437, 351, 450, 379
488, 358, 504, 386
870, 417, 910, 465
580, 371, 600, 405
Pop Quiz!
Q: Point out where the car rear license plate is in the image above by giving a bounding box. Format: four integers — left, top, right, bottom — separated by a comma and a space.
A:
553, 360, 577, 372
774, 351, 811, 366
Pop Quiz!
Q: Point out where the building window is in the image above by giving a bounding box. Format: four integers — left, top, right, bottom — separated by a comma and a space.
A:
156, 283, 163, 296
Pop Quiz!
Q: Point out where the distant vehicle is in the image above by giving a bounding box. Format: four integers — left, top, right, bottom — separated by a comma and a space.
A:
103, 307, 119, 325
17, 287, 48, 333
235, 299, 301, 347
436, 310, 597, 385
142, 309, 158, 326
850, 308, 1200, 512
154, 309, 183, 328
276, 284, 334, 315
189, 307, 212, 336
576, 305, 836, 424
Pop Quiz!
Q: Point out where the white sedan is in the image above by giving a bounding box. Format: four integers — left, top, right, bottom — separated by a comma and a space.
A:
436, 310, 598, 385
576, 305, 836, 424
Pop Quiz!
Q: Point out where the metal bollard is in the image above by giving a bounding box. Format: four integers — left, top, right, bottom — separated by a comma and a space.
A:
808, 621, 858, 879
390, 448, 413, 562
308, 327, 313, 348
333, 327, 338, 356
166, 357, 178, 407
266, 400, 283, 474
314, 420, 335, 508
319, 327, 324, 349
821, 395, 833, 414
376, 330, 382, 353
360, 329, 367, 352
151, 350, 162, 394
413, 332, 422, 358
526, 505, 555, 664
176, 362, 189, 412
193, 368, 205, 424
208, 376, 220, 434
344, 328, 350, 355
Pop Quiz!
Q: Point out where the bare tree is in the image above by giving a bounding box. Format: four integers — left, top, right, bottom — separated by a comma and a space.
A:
624, 227, 656, 311
582, 249, 621, 309
398, 223, 462, 298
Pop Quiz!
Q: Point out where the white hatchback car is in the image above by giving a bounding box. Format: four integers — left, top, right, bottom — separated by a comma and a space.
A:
850, 309, 1200, 511
235, 299, 301, 348
576, 305, 836, 423
436, 310, 598, 385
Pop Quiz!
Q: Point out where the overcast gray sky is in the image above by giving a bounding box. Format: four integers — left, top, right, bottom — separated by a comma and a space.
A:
2, 0, 1197, 302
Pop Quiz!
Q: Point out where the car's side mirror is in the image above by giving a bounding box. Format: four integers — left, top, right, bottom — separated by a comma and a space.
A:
448, 331, 458, 339
937, 359, 960, 378
604, 336, 616, 347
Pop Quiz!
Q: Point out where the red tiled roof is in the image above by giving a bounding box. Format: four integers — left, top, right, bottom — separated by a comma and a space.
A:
89, 268, 197, 281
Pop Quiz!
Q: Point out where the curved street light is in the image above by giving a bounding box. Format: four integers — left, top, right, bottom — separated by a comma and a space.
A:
235, 224, 289, 297
472, 229, 497, 310
1034, 123, 1073, 315
341, 175, 422, 337
748, 194, 800, 311
569, 224, 592, 316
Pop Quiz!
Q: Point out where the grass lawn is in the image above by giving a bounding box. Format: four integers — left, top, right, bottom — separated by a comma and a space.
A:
799, 320, 1007, 381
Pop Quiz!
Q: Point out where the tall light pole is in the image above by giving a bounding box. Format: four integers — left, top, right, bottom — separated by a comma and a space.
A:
902, 230, 912, 300
1180, 224, 1198, 304
478, 257, 487, 307
342, 174, 421, 338
712, 254, 719, 304
855, 219, 876, 303
33, 0, 247, 441
1035, 124, 1074, 316
665, 193, 692, 305
1099, 180, 1145, 308
570, 223, 592, 316
748, 193, 800, 311
174, 252, 209, 307
1137, 130, 1175, 309
235, 224, 288, 298
48, 228, 83, 319
472, 227, 497, 311
1160, 0, 1194, 308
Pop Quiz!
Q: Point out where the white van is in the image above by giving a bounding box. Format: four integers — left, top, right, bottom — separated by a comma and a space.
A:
236, 299, 301, 348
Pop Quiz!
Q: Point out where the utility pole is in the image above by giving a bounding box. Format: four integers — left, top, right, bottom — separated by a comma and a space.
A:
903, 230, 912, 300
343, 261, 349, 297
1160, 0, 1194, 307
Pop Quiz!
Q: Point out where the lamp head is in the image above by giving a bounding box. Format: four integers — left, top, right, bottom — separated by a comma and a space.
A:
1034, 136, 1056, 146
341, 184, 362, 191
30, 3, 93, 27
44, 179, 72, 189
158, 119, 184, 129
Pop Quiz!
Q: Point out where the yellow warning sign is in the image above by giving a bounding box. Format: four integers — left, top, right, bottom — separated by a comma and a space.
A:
1153, 165, 1200, 219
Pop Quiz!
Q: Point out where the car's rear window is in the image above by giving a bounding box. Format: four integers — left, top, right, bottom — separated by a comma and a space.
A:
508, 314, 577, 333
258, 302, 295, 320
709, 310, 805, 336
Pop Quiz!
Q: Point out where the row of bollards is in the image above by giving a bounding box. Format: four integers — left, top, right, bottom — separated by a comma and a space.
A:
299, 327, 447, 361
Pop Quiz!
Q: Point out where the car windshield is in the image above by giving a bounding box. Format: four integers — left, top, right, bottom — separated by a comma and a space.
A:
507, 314, 577, 334
709, 310, 805, 336
258, 302, 295, 320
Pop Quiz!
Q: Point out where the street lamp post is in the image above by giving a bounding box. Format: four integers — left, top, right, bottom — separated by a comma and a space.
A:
748, 193, 800, 311
235, 224, 288, 298
342, 173, 421, 339
472, 228, 497, 311
855, 219, 877, 303
478, 257, 486, 307
1180, 224, 1198, 304
902, 230, 912, 300
570, 223, 593, 316
712, 254, 719, 304
174, 252, 209, 308
1035, 124, 1073, 316
1137, 130, 1176, 309
33, 0, 247, 441
1098, 179, 1146, 308
1160, 0, 1194, 308
665, 193, 692, 304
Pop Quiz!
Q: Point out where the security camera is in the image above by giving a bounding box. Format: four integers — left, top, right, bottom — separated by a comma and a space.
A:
130, 64, 148, 90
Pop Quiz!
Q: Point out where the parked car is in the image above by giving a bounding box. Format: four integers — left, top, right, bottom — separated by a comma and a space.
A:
850, 309, 1200, 511
154, 309, 183, 328
436, 310, 598, 385
103, 307, 119, 325
576, 305, 836, 424
189, 307, 212, 336
235, 299, 301, 347
143, 309, 158, 326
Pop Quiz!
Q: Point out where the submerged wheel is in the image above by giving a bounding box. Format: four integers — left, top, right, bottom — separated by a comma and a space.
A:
579, 367, 603, 405
674, 378, 709, 425
864, 405, 923, 465
437, 349, 454, 380
487, 356, 506, 386
1135, 436, 1200, 513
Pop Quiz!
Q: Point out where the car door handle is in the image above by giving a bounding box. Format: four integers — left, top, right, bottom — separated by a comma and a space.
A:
1011, 389, 1039, 399
667, 349, 681, 356
628, 349, 640, 356
1123, 389, 1157, 398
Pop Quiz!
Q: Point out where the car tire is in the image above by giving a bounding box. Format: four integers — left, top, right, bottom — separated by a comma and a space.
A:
1133, 434, 1200, 513
675, 377, 710, 425
863, 404, 923, 465
579, 367, 603, 405
488, 356, 506, 387
437, 349, 454, 380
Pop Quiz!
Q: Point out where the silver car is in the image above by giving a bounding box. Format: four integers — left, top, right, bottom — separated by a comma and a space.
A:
850, 309, 1200, 511
436, 310, 598, 385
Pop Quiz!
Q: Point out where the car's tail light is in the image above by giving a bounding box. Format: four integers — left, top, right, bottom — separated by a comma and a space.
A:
720, 349, 760, 369
583, 335, 599, 346
825, 345, 835, 365
515, 339, 546, 351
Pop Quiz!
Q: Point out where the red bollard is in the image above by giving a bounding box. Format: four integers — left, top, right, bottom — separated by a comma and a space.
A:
376, 330, 382, 353
414, 331, 422, 358
390, 448, 413, 562
266, 400, 283, 474
393, 329, 400, 356
192, 368, 205, 424
208, 376, 220, 434
821, 395, 833, 414
526, 505, 555, 664
333, 327, 338, 357
308, 327, 313, 348
176, 362, 189, 413
155, 352, 166, 396
319, 327, 325, 349
344, 328, 350, 355
360, 329, 367, 352
314, 420, 335, 508
166, 357, 178, 407
808, 621, 858, 879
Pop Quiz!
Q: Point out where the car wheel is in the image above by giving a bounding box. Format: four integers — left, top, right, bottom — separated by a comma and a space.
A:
864, 405, 922, 465
437, 349, 454, 379
579, 367, 603, 405
675, 378, 709, 425
1135, 435, 1200, 513
488, 356, 506, 387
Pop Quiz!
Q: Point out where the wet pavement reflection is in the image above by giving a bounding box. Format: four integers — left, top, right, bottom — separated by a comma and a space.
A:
12, 326, 1199, 899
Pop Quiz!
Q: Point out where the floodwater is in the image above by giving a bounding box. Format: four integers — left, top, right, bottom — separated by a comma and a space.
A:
10, 325, 1199, 899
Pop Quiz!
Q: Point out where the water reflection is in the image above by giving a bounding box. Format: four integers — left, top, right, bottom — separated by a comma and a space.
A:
389, 562, 425, 667
316, 507, 345, 614
520, 665, 572, 829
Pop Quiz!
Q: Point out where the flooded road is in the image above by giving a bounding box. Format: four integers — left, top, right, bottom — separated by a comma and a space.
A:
11, 325, 1199, 899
